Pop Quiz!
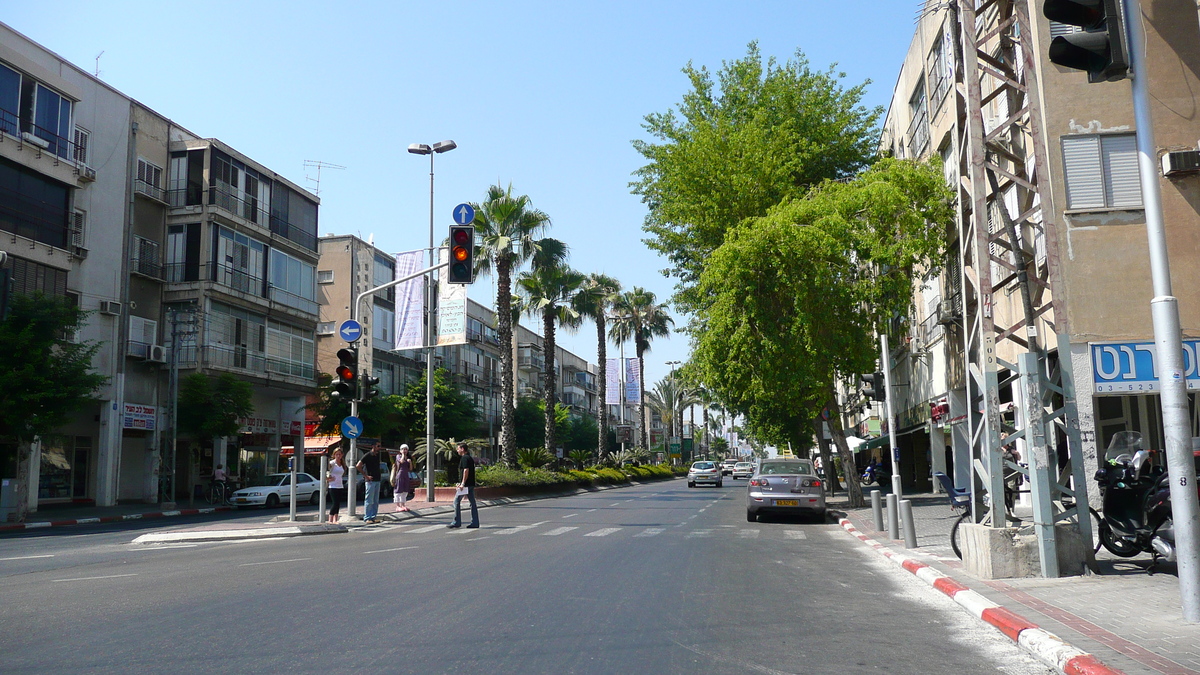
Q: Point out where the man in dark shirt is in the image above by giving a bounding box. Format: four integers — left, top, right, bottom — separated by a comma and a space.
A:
448, 443, 479, 529
356, 443, 383, 523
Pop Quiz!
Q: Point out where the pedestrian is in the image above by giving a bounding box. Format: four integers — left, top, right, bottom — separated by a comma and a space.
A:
357, 442, 383, 523
327, 448, 347, 524
447, 442, 479, 529
392, 444, 413, 512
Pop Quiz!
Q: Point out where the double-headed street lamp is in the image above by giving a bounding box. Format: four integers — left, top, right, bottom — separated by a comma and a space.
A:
408, 140, 456, 501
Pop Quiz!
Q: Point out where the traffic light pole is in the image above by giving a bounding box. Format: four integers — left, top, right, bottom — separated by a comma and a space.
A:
1124, 0, 1200, 622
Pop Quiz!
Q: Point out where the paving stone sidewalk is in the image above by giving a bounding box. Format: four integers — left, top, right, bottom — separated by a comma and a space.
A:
831, 489, 1200, 675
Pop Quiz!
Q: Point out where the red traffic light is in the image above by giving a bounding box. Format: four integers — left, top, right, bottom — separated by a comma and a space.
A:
336, 365, 356, 381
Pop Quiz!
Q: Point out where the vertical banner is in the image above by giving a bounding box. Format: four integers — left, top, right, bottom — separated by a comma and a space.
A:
605, 358, 621, 405
624, 357, 641, 404
393, 250, 425, 350
437, 247, 468, 346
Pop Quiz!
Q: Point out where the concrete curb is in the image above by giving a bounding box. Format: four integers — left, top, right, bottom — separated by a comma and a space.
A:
0, 506, 235, 532
836, 517, 1125, 675
132, 523, 346, 544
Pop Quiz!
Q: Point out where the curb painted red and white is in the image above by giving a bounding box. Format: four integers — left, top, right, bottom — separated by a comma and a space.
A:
838, 518, 1124, 675
0, 507, 233, 532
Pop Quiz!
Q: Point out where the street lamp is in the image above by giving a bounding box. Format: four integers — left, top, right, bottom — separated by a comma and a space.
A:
665, 360, 681, 462
408, 140, 456, 502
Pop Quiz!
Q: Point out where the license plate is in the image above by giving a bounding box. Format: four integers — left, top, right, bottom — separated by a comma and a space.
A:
236, 498, 249, 504
775, 499, 798, 506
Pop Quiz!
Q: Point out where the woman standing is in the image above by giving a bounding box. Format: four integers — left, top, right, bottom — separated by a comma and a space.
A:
391, 444, 413, 512
327, 448, 347, 523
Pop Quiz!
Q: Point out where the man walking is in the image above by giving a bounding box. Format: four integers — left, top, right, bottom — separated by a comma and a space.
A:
357, 442, 383, 523
447, 443, 478, 529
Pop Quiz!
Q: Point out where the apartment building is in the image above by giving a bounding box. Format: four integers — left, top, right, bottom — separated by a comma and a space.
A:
0, 22, 320, 511
870, 2, 1200, 500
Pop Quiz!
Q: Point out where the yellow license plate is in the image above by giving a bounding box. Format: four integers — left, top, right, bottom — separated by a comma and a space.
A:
775, 499, 798, 506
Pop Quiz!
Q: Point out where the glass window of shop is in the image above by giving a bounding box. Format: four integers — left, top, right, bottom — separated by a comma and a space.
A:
38, 435, 91, 501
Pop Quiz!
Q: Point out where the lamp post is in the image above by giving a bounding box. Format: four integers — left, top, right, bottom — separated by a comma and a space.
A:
407, 140, 456, 502
665, 360, 680, 463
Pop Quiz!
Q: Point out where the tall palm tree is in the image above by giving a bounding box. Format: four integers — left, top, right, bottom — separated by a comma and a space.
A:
517, 238, 585, 456
472, 184, 551, 467
646, 373, 700, 457
572, 273, 623, 460
609, 287, 674, 451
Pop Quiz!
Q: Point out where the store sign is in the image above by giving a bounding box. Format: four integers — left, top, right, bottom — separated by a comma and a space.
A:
123, 403, 157, 430
237, 417, 278, 434
1091, 340, 1200, 393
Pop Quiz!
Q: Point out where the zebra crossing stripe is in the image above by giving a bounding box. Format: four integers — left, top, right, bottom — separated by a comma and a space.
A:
584, 528, 622, 537
496, 521, 546, 535
739, 529, 760, 538
410, 524, 444, 534
634, 528, 664, 537
784, 530, 807, 540
542, 527, 578, 536
687, 529, 713, 538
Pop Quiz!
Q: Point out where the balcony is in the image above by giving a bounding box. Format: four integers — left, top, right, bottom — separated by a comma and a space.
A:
131, 255, 165, 280
209, 184, 270, 226
135, 179, 168, 204
907, 108, 930, 159
174, 343, 314, 385
518, 354, 544, 371
269, 284, 319, 317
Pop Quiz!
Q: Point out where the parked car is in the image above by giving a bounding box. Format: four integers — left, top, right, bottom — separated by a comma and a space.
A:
721, 458, 738, 475
746, 458, 826, 522
688, 461, 723, 488
732, 462, 754, 480
231, 473, 321, 508
355, 462, 395, 501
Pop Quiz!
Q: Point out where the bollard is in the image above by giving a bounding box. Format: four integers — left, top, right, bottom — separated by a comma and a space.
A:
886, 493, 900, 540
871, 490, 884, 532
900, 499, 918, 548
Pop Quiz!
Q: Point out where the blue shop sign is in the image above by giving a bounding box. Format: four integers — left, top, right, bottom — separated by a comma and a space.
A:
1091, 340, 1200, 393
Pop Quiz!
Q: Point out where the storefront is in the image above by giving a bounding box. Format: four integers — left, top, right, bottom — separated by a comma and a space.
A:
235, 416, 279, 483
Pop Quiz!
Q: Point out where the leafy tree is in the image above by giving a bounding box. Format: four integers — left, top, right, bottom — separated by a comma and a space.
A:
513, 397, 544, 450
391, 369, 480, 447
632, 42, 880, 313
692, 158, 952, 506
0, 293, 107, 520
562, 414, 599, 453
609, 287, 674, 450
178, 373, 255, 440
472, 184, 552, 468
572, 273, 623, 459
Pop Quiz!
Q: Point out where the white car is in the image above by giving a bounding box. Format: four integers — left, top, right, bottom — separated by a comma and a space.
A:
731, 462, 754, 480
231, 473, 321, 508
687, 461, 723, 488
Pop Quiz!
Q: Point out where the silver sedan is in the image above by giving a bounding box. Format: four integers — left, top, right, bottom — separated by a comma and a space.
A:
746, 459, 826, 522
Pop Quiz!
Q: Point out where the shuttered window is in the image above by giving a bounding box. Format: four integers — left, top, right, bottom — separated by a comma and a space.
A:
1061, 134, 1142, 210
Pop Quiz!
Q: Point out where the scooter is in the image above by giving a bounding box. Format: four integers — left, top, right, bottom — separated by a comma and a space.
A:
1094, 431, 1189, 570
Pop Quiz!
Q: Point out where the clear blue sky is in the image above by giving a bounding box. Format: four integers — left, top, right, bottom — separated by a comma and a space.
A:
7, 0, 921, 389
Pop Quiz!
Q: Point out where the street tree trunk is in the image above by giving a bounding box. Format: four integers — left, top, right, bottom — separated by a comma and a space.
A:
814, 418, 838, 498
826, 386, 865, 508
542, 308, 558, 456
497, 255, 518, 468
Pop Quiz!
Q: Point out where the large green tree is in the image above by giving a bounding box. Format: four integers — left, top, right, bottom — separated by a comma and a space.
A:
0, 293, 107, 520
632, 42, 880, 313
472, 184, 552, 467
178, 373, 255, 440
692, 158, 953, 507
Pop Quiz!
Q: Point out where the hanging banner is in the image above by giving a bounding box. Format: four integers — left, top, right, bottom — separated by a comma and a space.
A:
624, 357, 641, 404
437, 247, 468, 346
605, 358, 621, 405
393, 250, 425, 350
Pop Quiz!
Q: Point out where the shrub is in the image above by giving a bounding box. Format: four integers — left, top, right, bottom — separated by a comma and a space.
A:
517, 447, 554, 470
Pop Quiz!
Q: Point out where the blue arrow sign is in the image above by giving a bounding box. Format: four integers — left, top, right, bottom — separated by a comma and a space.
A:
338, 319, 363, 343
452, 203, 475, 225
341, 416, 364, 439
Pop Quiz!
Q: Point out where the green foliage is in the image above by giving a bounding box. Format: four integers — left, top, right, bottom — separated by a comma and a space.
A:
513, 397, 544, 450
562, 415, 599, 453
390, 369, 480, 444
0, 293, 106, 443
473, 463, 675, 490
178, 373, 254, 440
516, 446, 554, 470
632, 42, 881, 312
413, 437, 488, 472
566, 448, 593, 469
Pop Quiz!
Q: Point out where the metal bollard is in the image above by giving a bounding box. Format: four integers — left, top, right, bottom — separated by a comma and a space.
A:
871, 490, 884, 532
886, 493, 900, 540
900, 499, 918, 548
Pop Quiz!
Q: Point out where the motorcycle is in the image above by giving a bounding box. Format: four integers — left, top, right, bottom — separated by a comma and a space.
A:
1094, 431, 1192, 570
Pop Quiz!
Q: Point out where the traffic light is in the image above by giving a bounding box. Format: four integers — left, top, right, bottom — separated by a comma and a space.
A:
332, 347, 358, 400
447, 225, 475, 284
361, 372, 381, 401
861, 372, 886, 402
1043, 0, 1128, 83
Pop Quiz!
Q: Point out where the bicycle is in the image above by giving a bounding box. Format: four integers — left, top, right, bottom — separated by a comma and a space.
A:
206, 481, 229, 505
949, 486, 1021, 559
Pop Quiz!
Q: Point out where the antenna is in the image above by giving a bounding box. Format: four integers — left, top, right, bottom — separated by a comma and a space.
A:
94, 51, 105, 78
303, 160, 346, 196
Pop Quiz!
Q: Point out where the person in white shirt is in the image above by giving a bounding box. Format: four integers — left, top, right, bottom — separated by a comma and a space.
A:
327, 449, 347, 524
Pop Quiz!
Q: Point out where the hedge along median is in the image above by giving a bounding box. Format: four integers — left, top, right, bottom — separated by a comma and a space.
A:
442, 463, 678, 500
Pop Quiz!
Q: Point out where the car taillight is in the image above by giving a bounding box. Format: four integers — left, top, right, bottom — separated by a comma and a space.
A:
750, 478, 766, 487
803, 479, 822, 488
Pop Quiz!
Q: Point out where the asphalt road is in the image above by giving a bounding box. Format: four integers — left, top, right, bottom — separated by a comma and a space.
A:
0, 479, 1053, 674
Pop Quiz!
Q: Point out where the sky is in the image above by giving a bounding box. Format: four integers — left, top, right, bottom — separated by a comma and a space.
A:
5, 0, 922, 390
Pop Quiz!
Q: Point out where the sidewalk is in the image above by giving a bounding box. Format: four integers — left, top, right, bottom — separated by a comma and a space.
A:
831, 489, 1200, 675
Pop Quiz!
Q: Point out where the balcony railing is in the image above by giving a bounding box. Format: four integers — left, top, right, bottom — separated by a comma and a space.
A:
269, 215, 318, 252
175, 343, 314, 382
135, 179, 167, 203
167, 187, 204, 208
518, 354, 544, 371
268, 284, 319, 316
0, 107, 81, 163
907, 108, 930, 159
209, 185, 270, 225
131, 256, 165, 280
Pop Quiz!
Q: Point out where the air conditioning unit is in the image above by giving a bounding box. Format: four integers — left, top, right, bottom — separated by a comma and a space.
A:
469, 374, 481, 384
99, 300, 122, 316
78, 165, 97, 182
936, 300, 957, 326
1162, 150, 1200, 176
21, 132, 50, 149
72, 245, 89, 260
146, 345, 167, 363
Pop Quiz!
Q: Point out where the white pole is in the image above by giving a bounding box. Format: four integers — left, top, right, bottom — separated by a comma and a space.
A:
882, 333, 902, 498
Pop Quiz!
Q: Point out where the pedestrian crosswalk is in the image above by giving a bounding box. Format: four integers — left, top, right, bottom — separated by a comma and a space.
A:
382, 521, 814, 543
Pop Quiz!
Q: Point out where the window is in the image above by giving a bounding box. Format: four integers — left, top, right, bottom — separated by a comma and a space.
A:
33, 84, 73, 159
317, 321, 335, 335
132, 236, 161, 278
208, 302, 266, 372
214, 226, 266, 295
266, 319, 315, 379
373, 252, 395, 302
1061, 134, 1142, 210
0, 155, 70, 247
373, 304, 394, 349
73, 127, 88, 165
907, 78, 929, 158
128, 315, 158, 358
71, 210, 85, 249
317, 270, 334, 284
927, 29, 952, 112
169, 150, 204, 206
0, 62, 18, 136
378, 364, 395, 395
268, 248, 316, 312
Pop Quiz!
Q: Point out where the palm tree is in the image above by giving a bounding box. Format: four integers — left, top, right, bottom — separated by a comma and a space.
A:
518, 238, 585, 457
572, 273, 623, 460
472, 184, 551, 468
609, 287, 674, 451
647, 373, 700, 457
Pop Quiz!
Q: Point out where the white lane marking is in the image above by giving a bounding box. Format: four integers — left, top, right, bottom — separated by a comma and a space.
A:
739, 529, 760, 539
562, 514, 578, 519
410, 524, 446, 533
610, 503, 621, 507
496, 522, 546, 535
785, 530, 807, 540
0, 554, 55, 561
466, 536, 491, 541
687, 529, 713, 538
52, 573, 138, 583
542, 527, 578, 536
634, 528, 664, 538
586, 509, 597, 513
584, 528, 621, 537
133, 545, 198, 551
363, 546, 419, 554
687, 514, 698, 520
239, 558, 312, 567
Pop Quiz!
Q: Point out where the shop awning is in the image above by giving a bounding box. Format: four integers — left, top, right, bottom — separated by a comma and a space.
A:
280, 436, 342, 457
860, 435, 890, 451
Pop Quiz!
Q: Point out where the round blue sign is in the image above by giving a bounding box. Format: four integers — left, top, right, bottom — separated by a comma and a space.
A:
338, 320, 363, 343
452, 203, 475, 225
341, 416, 364, 439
